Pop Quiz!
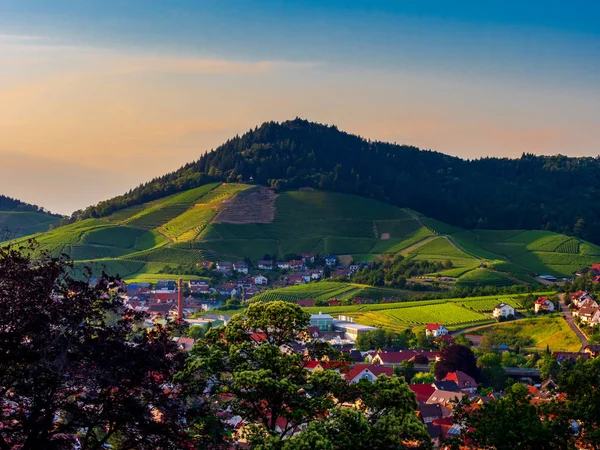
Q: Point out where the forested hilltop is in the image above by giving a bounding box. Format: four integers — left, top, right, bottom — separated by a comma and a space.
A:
0, 195, 51, 213
72, 119, 600, 244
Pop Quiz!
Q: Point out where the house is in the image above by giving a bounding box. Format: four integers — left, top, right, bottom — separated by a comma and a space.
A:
216, 261, 233, 273
438, 334, 456, 345
189, 280, 209, 293
418, 403, 444, 424
578, 306, 598, 323
253, 274, 268, 285
306, 326, 323, 340
493, 302, 515, 318
324, 255, 337, 266
584, 344, 600, 358
277, 261, 290, 270
147, 303, 173, 317
296, 299, 314, 308
155, 280, 177, 293
553, 352, 591, 364
465, 334, 483, 348
233, 261, 249, 274
425, 323, 449, 337
344, 364, 394, 383
310, 313, 334, 331
287, 275, 305, 285
155, 292, 178, 303
288, 260, 304, 271
257, 260, 273, 271
442, 371, 477, 393
328, 299, 340, 306
432, 380, 460, 392
309, 269, 323, 280
409, 384, 436, 403
300, 253, 316, 263
371, 350, 419, 365
534, 297, 555, 313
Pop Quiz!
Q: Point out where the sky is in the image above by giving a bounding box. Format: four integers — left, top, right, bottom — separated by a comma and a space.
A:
1, 0, 600, 214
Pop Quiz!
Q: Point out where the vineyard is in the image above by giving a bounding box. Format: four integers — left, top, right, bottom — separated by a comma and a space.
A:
456, 269, 516, 287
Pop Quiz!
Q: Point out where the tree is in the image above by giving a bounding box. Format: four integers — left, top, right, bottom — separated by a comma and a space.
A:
177, 301, 351, 447
395, 360, 415, 382
450, 383, 573, 449
284, 376, 433, 450
434, 344, 480, 381
453, 334, 472, 347
538, 353, 559, 380
0, 241, 194, 449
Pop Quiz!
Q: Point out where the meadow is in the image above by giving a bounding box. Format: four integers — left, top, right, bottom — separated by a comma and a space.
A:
477, 316, 581, 352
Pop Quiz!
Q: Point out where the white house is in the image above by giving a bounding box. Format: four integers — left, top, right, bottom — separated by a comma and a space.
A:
493, 302, 515, 318
277, 261, 290, 270
253, 274, 268, 285
324, 255, 337, 266
257, 260, 273, 271
425, 323, 449, 337
534, 297, 555, 313
233, 261, 249, 274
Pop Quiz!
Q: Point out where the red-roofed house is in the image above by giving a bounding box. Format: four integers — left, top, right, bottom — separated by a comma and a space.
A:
534, 297, 555, 313
306, 326, 322, 340
443, 371, 477, 393
425, 323, 449, 337
328, 299, 340, 306
345, 364, 394, 383
296, 299, 314, 308
155, 292, 178, 303
410, 384, 436, 403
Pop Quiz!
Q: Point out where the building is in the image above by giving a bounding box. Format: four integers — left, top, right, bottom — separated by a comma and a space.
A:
324, 255, 337, 266
425, 323, 449, 337
332, 319, 377, 341
216, 261, 233, 273
233, 261, 249, 274
257, 260, 273, 271
344, 364, 394, 383
442, 371, 477, 393
253, 274, 268, 285
189, 280, 209, 293
534, 297, 555, 313
310, 313, 334, 331
296, 299, 314, 308
493, 302, 515, 318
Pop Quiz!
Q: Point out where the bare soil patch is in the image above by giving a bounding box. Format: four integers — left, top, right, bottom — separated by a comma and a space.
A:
213, 187, 278, 224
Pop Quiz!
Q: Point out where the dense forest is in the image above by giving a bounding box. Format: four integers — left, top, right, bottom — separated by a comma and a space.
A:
0, 195, 51, 213
70, 119, 600, 243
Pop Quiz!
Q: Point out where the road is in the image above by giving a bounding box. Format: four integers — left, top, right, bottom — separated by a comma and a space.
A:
558, 294, 588, 351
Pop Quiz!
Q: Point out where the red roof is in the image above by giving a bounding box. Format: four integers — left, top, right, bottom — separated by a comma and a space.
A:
443, 371, 477, 389
425, 323, 443, 331
535, 297, 550, 305
344, 364, 393, 381
375, 351, 417, 364
296, 299, 314, 307
591, 264, 600, 272
249, 332, 267, 343
409, 384, 436, 403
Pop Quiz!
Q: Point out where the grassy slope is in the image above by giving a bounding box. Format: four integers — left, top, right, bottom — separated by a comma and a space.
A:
0, 211, 60, 239
478, 316, 581, 352
10, 185, 600, 282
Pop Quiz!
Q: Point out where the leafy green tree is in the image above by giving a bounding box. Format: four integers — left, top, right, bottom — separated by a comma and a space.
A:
538, 353, 559, 380
177, 301, 351, 447
284, 376, 432, 450
450, 383, 573, 449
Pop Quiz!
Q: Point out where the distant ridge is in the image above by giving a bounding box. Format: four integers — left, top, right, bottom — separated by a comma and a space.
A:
0, 195, 61, 240
51, 119, 600, 244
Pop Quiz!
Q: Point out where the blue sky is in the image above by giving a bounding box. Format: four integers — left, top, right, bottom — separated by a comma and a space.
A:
1, 0, 599, 213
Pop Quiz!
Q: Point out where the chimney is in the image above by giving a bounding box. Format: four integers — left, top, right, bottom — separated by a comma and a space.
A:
177, 278, 183, 321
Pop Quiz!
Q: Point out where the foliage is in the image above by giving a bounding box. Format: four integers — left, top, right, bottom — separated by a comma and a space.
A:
449, 383, 573, 449
434, 344, 480, 381
0, 241, 194, 449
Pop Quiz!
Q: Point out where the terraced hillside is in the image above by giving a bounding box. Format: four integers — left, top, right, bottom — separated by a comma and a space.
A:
9, 184, 600, 283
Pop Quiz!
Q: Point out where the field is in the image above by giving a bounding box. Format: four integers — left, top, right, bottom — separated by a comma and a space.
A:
240, 290, 553, 332
10, 184, 600, 283
477, 317, 581, 352
250, 282, 418, 303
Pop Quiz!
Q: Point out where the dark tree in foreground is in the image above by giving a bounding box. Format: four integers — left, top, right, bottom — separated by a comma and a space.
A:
434, 344, 480, 381
0, 241, 194, 449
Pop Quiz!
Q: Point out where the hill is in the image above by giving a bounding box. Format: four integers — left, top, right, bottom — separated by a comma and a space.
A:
10, 185, 600, 285
71, 119, 600, 246
0, 195, 61, 240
